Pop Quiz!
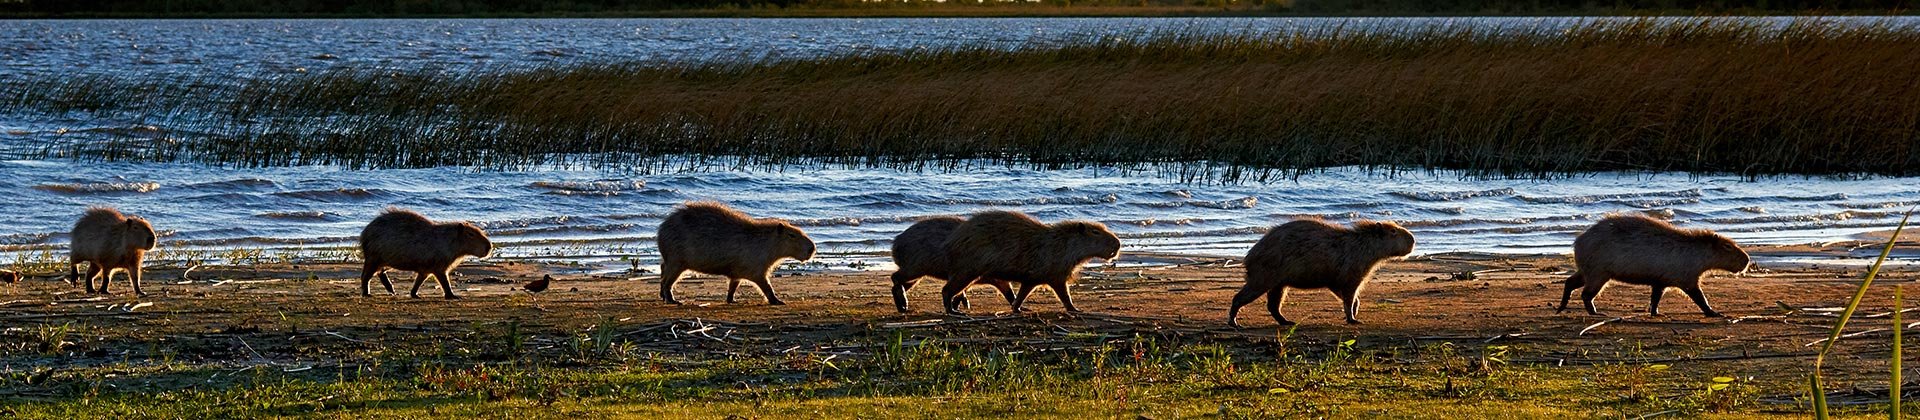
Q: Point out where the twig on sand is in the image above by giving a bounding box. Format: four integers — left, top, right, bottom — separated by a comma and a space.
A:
880, 314, 1021, 329
1629, 409, 1682, 420
1578, 315, 1636, 336
0, 312, 146, 321
1807, 328, 1889, 347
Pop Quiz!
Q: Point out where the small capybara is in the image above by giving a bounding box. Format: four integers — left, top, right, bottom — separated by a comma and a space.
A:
1557, 215, 1750, 317
889, 216, 1016, 313
656, 202, 816, 305
68, 207, 158, 296
358, 208, 492, 299
1228, 219, 1415, 327
939, 211, 1122, 315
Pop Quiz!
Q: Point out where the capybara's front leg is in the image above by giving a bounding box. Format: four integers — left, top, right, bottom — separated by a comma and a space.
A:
408, 272, 429, 299
1555, 273, 1583, 313
1048, 281, 1080, 313
130, 267, 146, 297
1682, 286, 1723, 318
1226, 283, 1266, 328
747, 273, 783, 305
435, 270, 460, 299
659, 262, 686, 305
66, 259, 81, 287
726, 278, 741, 304
1333, 284, 1360, 325
1265, 287, 1295, 326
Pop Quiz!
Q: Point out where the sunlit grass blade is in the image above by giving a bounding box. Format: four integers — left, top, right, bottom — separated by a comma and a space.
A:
1811, 206, 1914, 419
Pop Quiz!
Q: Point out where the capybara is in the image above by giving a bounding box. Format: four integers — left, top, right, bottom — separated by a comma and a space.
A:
358, 208, 492, 299
1557, 215, 1750, 317
68, 207, 158, 296
939, 211, 1122, 314
656, 202, 816, 305
1228, 219, 1415, 327
889, 216, 1016, 313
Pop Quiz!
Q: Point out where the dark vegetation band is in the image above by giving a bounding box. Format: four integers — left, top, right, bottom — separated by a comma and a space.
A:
3, 18, 1916, 179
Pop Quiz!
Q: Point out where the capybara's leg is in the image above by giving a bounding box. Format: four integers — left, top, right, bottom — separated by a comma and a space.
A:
1048, 281, 1080, 313
435, 269, 459, 300
747, 273, 784, 305
1648, 286, 1666, 316
129, 266, 145, 297
890, 272, 918, 313
1265, 287, 1295, 326
95, 267, 112, 294
378, 272, 396, 295
726, 278, 741, 304
1226, 283, 1266, 328
659, 261, 686, 305
1578, 274, 1609, 316
940, 277, 975, 315
990, 281, 1017, 308
1334, 285, 1361, 325
1010, 282, 1043, 313
82, 264, 102, 294
1682, 286, 1723, 318
408, 272, 429, 299
359, 262, 381, 297
66, 259, 80, 286
1556, 273, 1583, 313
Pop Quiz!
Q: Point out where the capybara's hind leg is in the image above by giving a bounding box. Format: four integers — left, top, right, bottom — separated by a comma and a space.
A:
1334, 285, 1361, 325
940, 277, 975, 315
1682, 286, 1723, 318
1578, 274, 1609, 316
435, 270, 459, 299
378, 272, 395, 295
659, 261, 686, 305
1048, 281, 1080, 313
890, 272, 918, 312
990, 281, 1016, 307
726, 278, 741, 304
1648, 286, 1666, 316
408, 272, 429, 299
1265, 287, 1295, 326
82, 264, 103, 294
66, 259, 80, 287
95, 268, 112, 294
747, 273, 783, 305
1556, 273, 1582, 313
1226, 283, 1266, 328
359, 262, 381, 297
1010, 282, 1043, 313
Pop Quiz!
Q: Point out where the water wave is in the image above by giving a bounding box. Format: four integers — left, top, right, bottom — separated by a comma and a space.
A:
33, 182, 160, 194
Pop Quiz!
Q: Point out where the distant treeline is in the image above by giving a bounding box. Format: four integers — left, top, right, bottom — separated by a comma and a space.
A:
3, 0, 1917, 17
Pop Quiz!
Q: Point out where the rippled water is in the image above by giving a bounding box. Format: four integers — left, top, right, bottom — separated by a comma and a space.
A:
3, 18, 1916, 271
3, 159, 1914, 271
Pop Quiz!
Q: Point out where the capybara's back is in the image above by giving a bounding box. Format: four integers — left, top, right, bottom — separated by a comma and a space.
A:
1560, 214, 1749, 317
68, 207, 158, 295
1231, 219, 1415, 326
656, 202, 815, 305
358, 208, 492, 299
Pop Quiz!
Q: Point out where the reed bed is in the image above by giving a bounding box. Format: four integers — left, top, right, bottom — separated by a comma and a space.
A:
4, 17, 1918, 179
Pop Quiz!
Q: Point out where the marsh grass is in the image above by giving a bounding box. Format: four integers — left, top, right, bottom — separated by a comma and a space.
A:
4, 18, 1917, 179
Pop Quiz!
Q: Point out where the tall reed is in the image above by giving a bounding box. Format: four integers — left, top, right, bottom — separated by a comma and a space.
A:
1810, 207, 1913, 419
4, 18, 1917, 178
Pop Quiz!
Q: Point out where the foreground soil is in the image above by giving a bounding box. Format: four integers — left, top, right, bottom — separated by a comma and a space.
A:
1, 242, 1916, 418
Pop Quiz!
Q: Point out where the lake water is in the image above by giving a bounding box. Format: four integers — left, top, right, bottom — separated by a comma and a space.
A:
2, 18, 1916, 272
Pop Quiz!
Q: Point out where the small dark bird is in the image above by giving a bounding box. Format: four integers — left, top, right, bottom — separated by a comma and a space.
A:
523, 275, 551, 293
